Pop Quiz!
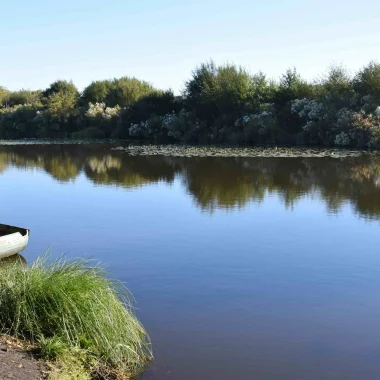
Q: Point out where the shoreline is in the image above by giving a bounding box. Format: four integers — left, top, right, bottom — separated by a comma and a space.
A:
0, 256, 152, 379
0, 335, 47, 380
0, 140, 378, 158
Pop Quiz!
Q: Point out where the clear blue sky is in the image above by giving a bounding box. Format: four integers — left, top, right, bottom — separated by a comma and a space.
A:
1, 0, 380, 94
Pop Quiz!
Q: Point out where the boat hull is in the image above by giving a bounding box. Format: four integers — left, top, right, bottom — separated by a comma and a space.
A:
0, 225, 29, 259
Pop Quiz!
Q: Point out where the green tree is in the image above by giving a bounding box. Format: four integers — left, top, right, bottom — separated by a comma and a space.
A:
319, 65, 354, 108
184, 61, 254, 119
248, 72, 277, 112
106, 77, 157, 107
46, 91, 78, 119
43, 80, 79, 118
126, 91, 181, 123
275, 68, 314, 105
212, 64, 253, 113
353, 61, 380, 106
184, 62, 216, 104
40, 80, 80, 137
272, 68, 314, 139
0, 86, 9, 106
3, 90, 42, 107
43, 80, 79, 99
81, 80, 114, 106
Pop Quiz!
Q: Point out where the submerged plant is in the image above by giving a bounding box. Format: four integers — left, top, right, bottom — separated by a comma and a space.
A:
0, 256, 152, 378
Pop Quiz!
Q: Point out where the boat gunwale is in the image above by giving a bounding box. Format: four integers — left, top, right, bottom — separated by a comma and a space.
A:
0, 224, 29, 238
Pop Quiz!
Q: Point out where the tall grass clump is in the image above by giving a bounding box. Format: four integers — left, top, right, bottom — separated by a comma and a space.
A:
0, 256, 152, 378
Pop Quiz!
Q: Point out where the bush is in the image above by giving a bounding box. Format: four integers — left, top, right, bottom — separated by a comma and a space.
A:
0, 105, 39, 138
0, 256, 152, 377
126, 90, 182, 124
83, 103, 121, 137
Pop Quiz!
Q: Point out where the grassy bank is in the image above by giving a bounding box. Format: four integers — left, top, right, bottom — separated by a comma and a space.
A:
0, 256, 152, 379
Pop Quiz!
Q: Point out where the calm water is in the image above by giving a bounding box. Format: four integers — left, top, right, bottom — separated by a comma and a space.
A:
1, 144, 380, 380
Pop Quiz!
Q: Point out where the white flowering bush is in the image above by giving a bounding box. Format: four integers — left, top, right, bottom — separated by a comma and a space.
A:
330, 110, 377, 147
235, 111, 273, 127
234, 114, 255, 128
334, 108, 354, 130
237, 111, 277, 143
86, 103, 120, 120
291, 99, 326, 121
290, 99, 368, 145
351, 113, 380, 149
291, 98, 310, 117
331, 112, 380, 148
128, 121, 150, 137
80, 102, 121, 138
234, 103, 275, 130
162, 110, 201, 142
334, 132, 351, 146
290, 99, 330, 142
127, 109, 203, 142
162, 112, 179, 137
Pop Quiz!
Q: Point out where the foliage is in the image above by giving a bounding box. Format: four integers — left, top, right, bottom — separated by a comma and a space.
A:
273, 68, 315, 111
31, 80, 81, 137
85, 102, 120, 120
0, 105, 39, 138
79, 102, 121, 137
319, 65, 354, 109
81, 80, 114, 106
42, 80, 79, 99
184, 61, 255, 119
0, 86, 8, 105
106, 77, 158, 107
353, 61, 380, 106
127, 90, 181, 123
1, 60, 380, 148
1, 90, 42, 107
113, 90, 182, 139
0, 256, 152, 378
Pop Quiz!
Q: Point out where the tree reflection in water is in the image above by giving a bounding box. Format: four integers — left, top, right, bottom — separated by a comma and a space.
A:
1, 144, 380, 219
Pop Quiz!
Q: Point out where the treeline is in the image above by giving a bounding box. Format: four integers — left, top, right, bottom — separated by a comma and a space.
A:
1, 61, 380, 148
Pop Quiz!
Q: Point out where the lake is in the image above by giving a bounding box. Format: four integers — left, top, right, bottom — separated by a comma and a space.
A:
1, 143, 380, 379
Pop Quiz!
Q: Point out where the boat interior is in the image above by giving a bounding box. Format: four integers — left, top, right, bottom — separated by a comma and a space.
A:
0, 224, 29, 237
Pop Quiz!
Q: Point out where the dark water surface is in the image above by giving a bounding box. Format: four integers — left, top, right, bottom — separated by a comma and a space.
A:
1, 144, 380, 380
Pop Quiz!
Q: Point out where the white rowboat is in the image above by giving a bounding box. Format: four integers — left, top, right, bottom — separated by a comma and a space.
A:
0, 224, 29, 259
